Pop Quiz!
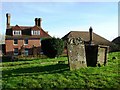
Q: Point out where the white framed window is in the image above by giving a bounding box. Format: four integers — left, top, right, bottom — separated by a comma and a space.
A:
14, 48, 18, 55
14, 39, 18, 45
31, 30, 40, 35
13, 30, 21, 35
24, 39, 28, 45
24, 49, 29, 56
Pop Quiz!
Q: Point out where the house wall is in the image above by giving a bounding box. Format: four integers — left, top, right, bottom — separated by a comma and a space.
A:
5, 39, 41, 56
5, 40, 14, 55
29, 39, 41, 47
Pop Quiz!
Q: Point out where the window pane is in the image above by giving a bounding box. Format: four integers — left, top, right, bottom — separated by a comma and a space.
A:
31, 31, 33, 35
13, 30, 21, 35
14, 48, 18, 53
24, 49, 29, 56
14, 48, 18, 55
31, 30, 40, 35
13, 31, 15, 35
14, 39, 18, 44
24, 39, 28, 44
38, 31, 40, 35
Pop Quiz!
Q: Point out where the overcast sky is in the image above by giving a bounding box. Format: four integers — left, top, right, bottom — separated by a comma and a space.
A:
1, 1, 119, 41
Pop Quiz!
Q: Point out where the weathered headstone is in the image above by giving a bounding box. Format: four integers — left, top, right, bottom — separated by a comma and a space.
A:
97, 46, 108, 66
67, 37, 87, 70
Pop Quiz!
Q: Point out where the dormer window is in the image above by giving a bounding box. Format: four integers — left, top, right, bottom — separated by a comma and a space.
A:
13, 30, 21, 35
31, 30, 40, 35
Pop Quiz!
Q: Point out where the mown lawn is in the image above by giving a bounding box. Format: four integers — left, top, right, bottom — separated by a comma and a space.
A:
1, 52, 120, 89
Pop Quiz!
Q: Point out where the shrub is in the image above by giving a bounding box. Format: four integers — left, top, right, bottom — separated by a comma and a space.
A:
2, 55, 18, 62
109, 43, 120, 52
41, 38, 64, 58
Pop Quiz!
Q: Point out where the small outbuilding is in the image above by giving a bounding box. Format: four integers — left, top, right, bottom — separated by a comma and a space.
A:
62, 27, 111, 69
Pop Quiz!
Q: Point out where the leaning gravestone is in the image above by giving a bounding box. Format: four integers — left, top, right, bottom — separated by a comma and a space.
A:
67, 37, 87, 70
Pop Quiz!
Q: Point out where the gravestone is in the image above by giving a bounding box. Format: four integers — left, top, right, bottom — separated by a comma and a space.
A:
67, 37, 87, 70
97, 46, 108, 66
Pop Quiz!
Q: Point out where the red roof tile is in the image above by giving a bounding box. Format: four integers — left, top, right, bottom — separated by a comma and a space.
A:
12, 25, 22, 30
11, 26, 32, 30
6, 25, 51, 39
31, 25, 41, 30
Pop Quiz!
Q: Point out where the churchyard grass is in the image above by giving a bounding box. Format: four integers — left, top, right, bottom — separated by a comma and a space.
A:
1, 52, 120, 89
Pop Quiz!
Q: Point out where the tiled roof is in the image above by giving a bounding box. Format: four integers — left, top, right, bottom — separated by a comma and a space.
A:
12, 25, 22, 30
12, 25, 42, 30
6, 35, 50, 39
6, 25, 51, 39
62, 31, 112, 46
11, 25, 40, 30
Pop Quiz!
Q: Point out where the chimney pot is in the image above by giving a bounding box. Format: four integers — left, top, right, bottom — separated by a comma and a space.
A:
89, 26, 93, 44
35, 18, 39, 26
6, 13, 11, 28
38, 18, 42, 27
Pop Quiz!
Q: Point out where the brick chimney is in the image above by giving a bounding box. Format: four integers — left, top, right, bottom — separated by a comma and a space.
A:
89, 26, 93, 44
35, 18, 42, 27
6, 13, 11, 29
35, 18, 38, 26
38, 18, 42, 27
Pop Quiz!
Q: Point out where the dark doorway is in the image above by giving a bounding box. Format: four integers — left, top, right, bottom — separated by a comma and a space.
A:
85, 45, 98, 67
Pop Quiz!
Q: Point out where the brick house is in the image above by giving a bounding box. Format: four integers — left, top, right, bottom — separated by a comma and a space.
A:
5, 13, 51, 56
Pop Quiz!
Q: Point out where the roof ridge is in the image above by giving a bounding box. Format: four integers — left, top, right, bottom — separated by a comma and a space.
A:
93, 32, 111, 42
11, 25, 32, 27
70, 31, 88, 32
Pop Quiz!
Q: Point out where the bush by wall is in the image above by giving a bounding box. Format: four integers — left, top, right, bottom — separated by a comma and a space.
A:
41, 38, 64, 58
